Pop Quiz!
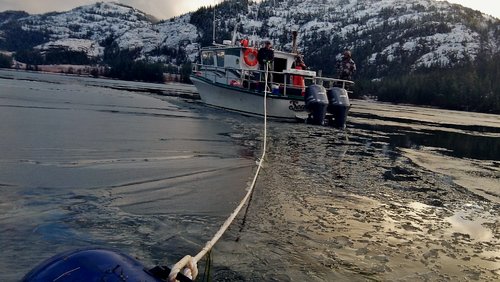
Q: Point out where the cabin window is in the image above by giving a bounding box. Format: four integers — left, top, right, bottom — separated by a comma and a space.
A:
216, 51, 225, 67
225, 48, 240, 57
273, 58, 287, 84
202, 51, 214, 66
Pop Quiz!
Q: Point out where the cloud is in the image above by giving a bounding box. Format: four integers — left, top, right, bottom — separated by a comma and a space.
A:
1, 0, 91, 14
438, 0, 499, 19
3, 0, 496, 19
0, 0, 224, 19
118, 0, 219, 19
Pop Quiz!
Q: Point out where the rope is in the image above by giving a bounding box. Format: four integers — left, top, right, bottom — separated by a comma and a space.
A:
168, 63, 270, 282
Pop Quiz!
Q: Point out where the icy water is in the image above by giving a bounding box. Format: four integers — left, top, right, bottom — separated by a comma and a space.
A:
0, 70, 255, 281
0, 69, 499, 281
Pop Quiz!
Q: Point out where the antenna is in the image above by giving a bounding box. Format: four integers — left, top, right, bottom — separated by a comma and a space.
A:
212, 0, 216, 44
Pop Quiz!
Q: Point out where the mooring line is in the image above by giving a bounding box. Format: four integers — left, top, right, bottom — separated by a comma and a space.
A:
167, 63, 271, 282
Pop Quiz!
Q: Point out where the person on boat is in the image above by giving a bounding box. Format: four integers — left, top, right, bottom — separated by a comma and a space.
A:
257, 41, 274, 69
240, 38, 249, 47
336, 50, 356, 81
257, 41, 275, 91
291, 55, 307, 95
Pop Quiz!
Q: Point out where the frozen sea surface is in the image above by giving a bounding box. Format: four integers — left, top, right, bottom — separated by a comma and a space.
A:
0, 69, 498, 281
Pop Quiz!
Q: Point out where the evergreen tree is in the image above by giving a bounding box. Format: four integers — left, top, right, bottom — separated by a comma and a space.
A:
15, 49, 44, 65
180, 62, 192, 83
0, 53, 12, 68
0, 21, 49, 51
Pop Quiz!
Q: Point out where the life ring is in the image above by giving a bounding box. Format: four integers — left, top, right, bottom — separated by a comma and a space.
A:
243, 48, 258, 67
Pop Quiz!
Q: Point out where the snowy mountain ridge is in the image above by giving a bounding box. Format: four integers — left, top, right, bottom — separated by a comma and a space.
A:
0, 0, 498, 78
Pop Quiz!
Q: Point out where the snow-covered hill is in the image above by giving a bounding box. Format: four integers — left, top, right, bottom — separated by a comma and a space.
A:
0, 2, 199, 63
27, 2, 152, 39
212, 0, 500, 77
0, 0, 498, 77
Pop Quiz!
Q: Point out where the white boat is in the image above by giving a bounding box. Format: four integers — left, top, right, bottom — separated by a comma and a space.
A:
190, 39, 354, 126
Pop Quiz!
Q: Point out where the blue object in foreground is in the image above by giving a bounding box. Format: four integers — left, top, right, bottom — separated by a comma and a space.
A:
23, 248, 192, 282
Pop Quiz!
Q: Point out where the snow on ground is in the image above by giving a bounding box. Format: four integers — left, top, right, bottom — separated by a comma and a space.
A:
35, 39, 104, 58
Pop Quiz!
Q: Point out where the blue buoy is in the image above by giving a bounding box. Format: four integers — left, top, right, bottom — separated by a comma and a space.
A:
23, 248, 178, 282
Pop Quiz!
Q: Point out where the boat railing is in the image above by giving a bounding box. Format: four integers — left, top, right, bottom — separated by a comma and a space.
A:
314, 77, 355, 92
191, 63, 354, 97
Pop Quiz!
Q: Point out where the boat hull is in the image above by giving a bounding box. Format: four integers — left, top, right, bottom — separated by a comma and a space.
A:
191, 75, 306, 120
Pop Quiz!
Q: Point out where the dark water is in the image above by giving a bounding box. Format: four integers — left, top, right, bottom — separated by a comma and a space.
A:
351, 121, 500, 161
0, 70, 498, 281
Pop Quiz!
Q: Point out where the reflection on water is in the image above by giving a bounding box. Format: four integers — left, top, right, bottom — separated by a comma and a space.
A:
408, 201, 495, 242
352, 123, 500, 161
446, 211, 494, 242
351, 112, 500, 134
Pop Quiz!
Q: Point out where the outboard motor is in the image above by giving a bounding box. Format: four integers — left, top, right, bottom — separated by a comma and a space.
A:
304, 84, 328, 125
327, 87, 350, 128
23, 248, 192, 282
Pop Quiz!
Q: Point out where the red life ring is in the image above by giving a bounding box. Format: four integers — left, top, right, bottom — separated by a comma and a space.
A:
243, 48, 258, 67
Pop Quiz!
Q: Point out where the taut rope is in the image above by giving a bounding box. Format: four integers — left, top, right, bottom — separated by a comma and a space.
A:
168, 63, 271, 282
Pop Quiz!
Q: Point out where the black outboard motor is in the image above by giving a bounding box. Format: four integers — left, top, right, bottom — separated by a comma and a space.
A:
23, 248, 193, 282
327, 87, 350, 128
304, 84, 329, 125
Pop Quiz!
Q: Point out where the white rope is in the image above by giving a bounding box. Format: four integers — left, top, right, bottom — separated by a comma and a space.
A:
168, 63, 270, 282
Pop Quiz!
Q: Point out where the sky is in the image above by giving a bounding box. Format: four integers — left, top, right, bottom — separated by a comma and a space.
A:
0, 0, 228, 19
0, 0, 498, 20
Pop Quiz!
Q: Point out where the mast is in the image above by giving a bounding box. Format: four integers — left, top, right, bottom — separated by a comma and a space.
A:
292, 31, 298, 54
231, 21, 239, 45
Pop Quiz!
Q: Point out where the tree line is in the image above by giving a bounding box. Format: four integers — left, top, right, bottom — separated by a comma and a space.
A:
354, 54, 500, 114
0, 53, 12, 68
3, 44, 192, 84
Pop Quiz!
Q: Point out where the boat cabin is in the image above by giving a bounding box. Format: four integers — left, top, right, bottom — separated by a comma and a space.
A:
193, 44, 350, 97
194, 45, 316, 96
